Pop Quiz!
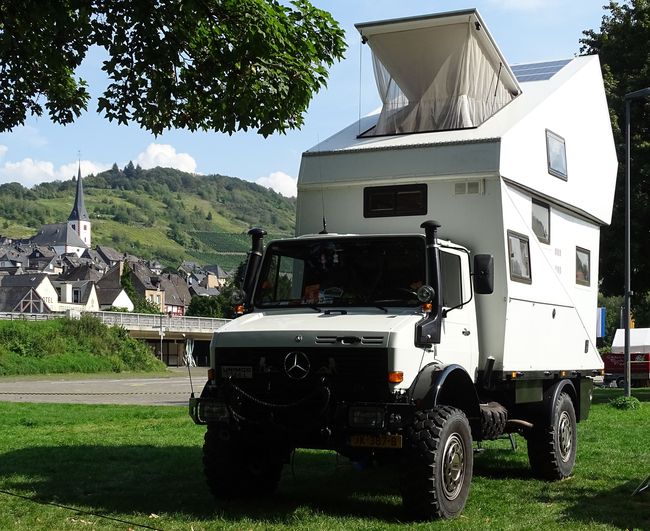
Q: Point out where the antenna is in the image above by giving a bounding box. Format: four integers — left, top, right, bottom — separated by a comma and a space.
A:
317, 134, 328, 234
358, 34, 364, 136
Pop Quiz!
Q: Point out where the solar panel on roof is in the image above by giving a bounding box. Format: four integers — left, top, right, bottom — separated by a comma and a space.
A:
510, 59, 571, 82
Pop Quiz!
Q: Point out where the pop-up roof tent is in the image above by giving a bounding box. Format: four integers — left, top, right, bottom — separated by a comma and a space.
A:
612, 329, 650, 354
356, 9, 521, 135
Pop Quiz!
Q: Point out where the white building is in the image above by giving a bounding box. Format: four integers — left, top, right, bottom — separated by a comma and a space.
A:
67, 164, 92, 248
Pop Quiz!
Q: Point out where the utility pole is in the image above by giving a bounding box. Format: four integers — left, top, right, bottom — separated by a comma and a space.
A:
623, 86, 650, 398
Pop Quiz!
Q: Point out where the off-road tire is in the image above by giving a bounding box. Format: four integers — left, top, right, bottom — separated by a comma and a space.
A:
401, 406, 473, 520
203, 423, 284, 498
479, 402, 508, 440
526, 392, 577, 480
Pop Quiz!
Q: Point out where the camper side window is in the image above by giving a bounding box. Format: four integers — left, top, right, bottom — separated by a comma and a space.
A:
440, 251, 462, 308
546, 129, 567, 180
364, 184, 427, 218
532, 200, 550, 244
576, 247, 590, 286
508, 231, 532, 283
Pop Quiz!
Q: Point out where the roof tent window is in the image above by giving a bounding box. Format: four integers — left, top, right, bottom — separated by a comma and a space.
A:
546, 129, 567, 180
364, 184, 427, 218
356, 10, 521, 136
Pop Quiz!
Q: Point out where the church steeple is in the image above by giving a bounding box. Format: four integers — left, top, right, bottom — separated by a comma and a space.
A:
67, 161, 91, 248
68, 163, 89, 223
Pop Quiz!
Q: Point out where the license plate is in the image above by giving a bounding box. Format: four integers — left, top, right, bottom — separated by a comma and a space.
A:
221, 366, 253, 379
349, 433, 402, 449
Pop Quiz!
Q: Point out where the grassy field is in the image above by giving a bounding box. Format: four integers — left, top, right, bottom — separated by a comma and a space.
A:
0, 388, 647, 530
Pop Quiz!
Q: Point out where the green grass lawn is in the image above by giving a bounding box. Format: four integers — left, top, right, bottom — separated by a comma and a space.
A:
0, 388, 648, 530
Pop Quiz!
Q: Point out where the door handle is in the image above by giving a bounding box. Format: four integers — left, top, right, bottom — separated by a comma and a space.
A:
462, 328, 470, 336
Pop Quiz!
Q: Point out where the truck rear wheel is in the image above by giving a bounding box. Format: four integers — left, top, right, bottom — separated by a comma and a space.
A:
526, 392, 577, 480
203, 424, 285, 498
400, 406, 473, 520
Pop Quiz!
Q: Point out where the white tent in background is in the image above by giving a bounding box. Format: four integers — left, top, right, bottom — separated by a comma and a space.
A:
612, 329, 650, 354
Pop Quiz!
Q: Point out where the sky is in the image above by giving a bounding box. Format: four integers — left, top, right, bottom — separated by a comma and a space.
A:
0, 0, 607, 197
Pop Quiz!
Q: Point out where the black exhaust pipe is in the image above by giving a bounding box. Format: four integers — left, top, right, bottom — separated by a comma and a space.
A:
242, 227, 266, 306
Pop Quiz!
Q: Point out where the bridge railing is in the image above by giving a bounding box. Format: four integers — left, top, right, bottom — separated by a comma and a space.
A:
90, 311, 230, 333
0, 311, 230, 334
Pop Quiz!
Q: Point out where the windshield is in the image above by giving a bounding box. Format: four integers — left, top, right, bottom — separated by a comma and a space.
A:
254, 236, 427, 308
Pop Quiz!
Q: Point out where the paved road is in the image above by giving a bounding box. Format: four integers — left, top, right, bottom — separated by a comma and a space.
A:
0, 367, 207, 406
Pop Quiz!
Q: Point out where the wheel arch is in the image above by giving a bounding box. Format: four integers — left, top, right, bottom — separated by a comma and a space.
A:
408, 364, 481, 436
543, 378, 577, 424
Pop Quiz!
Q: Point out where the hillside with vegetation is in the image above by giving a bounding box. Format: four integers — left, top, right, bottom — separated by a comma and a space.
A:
0, 164, 295, 269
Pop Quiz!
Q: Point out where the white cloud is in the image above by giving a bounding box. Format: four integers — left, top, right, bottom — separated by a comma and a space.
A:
0, 145, 7, 159
0, 158, 55, 187
135, 143, 197, 173
0, 158, 111, 187
256, 171, 297, 198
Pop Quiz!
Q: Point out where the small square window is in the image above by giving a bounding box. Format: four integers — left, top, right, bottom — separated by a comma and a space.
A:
546, 129, 567, 180
532, 200, 550, 244
508, 231, 532, 283
576, 247, 590, 286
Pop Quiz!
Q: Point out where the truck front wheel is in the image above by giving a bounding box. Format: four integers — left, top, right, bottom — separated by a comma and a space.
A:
526, 391, 577, 480
400, 406, 473, 520
203, 424, 285, 498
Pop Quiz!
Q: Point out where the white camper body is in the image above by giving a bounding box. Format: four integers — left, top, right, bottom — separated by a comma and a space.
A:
192, 9, 618, 520
296, 52, 616, 379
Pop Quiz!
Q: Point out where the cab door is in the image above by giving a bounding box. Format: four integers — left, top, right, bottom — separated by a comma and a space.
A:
437, 249, 479, 378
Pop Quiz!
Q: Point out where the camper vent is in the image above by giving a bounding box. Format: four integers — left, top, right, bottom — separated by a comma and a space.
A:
454, 180, 484, 196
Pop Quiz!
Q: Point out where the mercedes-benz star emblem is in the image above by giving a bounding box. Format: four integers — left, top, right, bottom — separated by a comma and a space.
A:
284, 351, 310, 380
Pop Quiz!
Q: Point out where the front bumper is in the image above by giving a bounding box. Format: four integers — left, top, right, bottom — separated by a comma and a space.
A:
189, 394, 414, 449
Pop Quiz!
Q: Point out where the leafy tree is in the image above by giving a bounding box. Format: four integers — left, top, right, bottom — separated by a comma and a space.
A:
186, 295, 224, 318
0, 0, 346, 136
123, 161, 136, 178
581, 1, 650, 301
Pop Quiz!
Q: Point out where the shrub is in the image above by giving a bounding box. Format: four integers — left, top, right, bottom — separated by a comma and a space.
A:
609, 396, 641, 410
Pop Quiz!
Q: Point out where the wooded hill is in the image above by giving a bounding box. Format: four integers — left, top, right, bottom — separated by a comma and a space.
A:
0, 164, 296, 270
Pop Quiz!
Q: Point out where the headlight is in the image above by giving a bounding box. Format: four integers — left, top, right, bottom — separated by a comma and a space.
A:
349, 406, 385, 429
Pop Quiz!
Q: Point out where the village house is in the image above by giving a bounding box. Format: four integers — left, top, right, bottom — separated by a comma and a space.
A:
95, 263, 134, 311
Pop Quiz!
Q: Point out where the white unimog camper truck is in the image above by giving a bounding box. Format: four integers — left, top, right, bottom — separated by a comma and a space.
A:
190, 9, 617, 520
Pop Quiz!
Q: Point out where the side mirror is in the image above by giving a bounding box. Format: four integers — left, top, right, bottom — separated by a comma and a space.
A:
473, 254, 494, 294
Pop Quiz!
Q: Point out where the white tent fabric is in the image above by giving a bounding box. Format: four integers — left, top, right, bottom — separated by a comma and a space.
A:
612, 328, 650, 354
363, 15, 518, 136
